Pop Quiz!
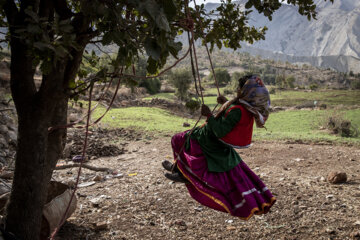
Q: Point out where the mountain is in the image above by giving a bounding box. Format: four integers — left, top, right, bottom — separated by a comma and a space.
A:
203, 0, 360, 73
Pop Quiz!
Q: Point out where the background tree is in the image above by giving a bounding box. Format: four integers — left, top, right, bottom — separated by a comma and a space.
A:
209, 68, 231, 86
0, 0, 333, 239
168, 68, 192, 101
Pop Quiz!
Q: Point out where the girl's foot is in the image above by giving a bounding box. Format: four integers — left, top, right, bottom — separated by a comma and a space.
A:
164, 172, 189, 183
162, 160, 174, 171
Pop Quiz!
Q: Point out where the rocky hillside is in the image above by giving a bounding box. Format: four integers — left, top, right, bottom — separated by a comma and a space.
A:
204, 0, 360, 73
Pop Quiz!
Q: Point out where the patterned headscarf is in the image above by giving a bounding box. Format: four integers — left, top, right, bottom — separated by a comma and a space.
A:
216, 75, 270, 128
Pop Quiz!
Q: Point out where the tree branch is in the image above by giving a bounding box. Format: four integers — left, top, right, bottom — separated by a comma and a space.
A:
55, 163, 113, 172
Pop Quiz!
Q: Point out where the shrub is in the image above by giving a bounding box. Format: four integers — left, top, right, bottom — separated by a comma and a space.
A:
325, 113, 359, 138
224, 71, 246, 94
185, 99, 201, 114
139, 78, 161, 94
350, 79, 360, 89
309, 83, 318, 90
285, 75, 295, 88
275, 74, 286, 88
209, 68, 231, 86
168, 68, 192, 101
262, 73, 276, 85
269, 88, 276, 94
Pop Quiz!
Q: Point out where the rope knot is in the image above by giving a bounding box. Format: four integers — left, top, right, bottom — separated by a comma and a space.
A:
179, 18, 194, 31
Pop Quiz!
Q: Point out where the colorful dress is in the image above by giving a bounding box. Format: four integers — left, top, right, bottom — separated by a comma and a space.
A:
172, 104, 276, 220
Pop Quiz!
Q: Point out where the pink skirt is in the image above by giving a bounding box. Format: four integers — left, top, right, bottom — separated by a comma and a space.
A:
172, 131, 276, 220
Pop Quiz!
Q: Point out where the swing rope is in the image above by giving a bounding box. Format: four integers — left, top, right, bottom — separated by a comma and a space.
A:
171, 0, 222, 171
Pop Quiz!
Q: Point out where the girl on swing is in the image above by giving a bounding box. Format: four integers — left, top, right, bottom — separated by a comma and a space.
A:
162, 75, 276, 220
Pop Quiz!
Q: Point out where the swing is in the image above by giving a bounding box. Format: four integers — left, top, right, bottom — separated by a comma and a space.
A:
164, 0, 276, 220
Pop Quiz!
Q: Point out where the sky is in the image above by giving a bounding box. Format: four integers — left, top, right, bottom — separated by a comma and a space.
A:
190, 0, 289, 7
189, 0, 220, 7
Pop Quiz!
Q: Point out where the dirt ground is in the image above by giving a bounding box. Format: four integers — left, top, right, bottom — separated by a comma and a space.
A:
52, 129, 360, 240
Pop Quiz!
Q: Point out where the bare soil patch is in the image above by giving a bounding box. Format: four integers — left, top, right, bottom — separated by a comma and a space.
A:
53, 130, 360, 240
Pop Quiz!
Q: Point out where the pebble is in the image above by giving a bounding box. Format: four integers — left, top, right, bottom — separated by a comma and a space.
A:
325, 228, 336, 234
93, 175, 103, 182
327, 172, 347, 184
94, 221, 108, 230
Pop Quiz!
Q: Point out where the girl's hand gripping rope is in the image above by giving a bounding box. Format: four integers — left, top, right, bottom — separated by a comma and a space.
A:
217, 95, 228, 105
201, 104, 212, 118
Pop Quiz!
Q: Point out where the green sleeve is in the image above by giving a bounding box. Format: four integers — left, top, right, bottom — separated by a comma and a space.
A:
206, 108, 242, 138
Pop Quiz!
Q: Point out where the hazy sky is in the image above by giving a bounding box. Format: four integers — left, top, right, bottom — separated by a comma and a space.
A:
190, 0, 220, 7
190, 0, 288, 7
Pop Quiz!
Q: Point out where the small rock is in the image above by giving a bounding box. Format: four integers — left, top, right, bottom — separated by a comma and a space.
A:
326, 195, 334, 199
327, 172, 347, 184
94, 221, 108, 230
225, 219, 234, 224
194, 206, 203, 212
174, 220, 186, 226
93, 175, 103, 182
183, 122, 190, 127
293, 158, 303, 162
354, 220, 360, 226
325, 228, 336, 234
226, 226, 237, 230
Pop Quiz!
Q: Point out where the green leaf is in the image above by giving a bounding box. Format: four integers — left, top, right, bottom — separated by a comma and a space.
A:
140, 0, 170, 32
162, 0, 177, 19
146, 57, 158, 74
155, 14, 171, 32
167, 41, 182, 58
102, 32, 113, 45
245, 1, 253, 9
144, 38, 161, 61
68, 79, 76, 89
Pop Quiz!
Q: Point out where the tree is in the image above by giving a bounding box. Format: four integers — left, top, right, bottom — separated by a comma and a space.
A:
285, 75, 296, 88
168, 68, 192, 101
0, 0, 333, 239
210, 68, 231, 86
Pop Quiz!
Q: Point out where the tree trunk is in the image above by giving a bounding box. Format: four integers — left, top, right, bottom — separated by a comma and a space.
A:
5, 39, 68, 239
5, 88, 68, 240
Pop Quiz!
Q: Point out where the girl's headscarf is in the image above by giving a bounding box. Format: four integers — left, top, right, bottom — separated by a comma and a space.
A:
216, 75, 270, 128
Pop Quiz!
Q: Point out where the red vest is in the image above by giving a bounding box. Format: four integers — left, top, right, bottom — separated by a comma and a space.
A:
220, 105, 254, 148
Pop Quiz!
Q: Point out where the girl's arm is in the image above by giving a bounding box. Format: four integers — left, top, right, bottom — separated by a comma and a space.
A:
207, 108, 242, 138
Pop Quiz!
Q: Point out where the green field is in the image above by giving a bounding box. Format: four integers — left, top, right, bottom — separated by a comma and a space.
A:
92, 106, 201, 137
92, 89, 360, 145
270, 89, 360, 107
92, 107, 360, 145
254, 109, 360, 144
143, 89, 360, 108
